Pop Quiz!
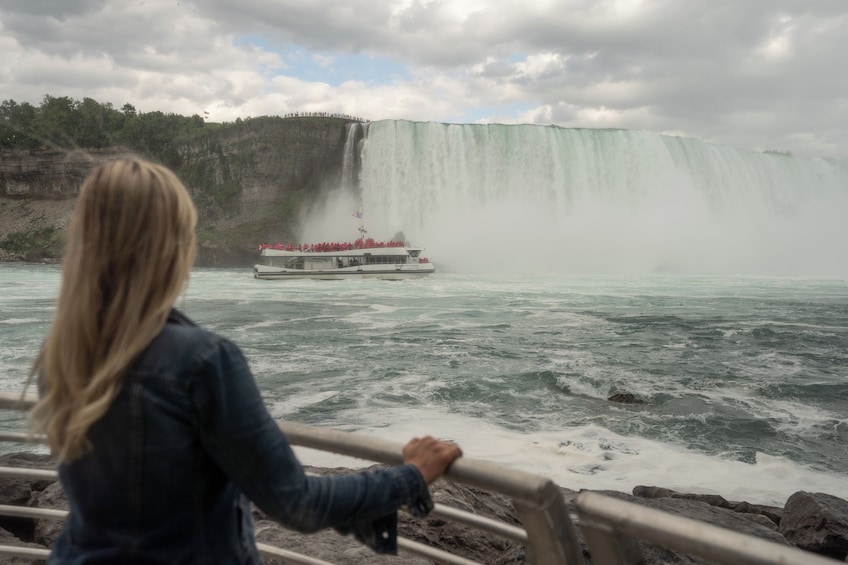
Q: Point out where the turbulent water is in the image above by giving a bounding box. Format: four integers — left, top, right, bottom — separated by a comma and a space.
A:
2, 264, 847, 507
2, 122, 847, 507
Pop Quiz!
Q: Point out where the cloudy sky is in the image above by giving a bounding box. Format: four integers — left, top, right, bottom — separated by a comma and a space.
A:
1, 0, 846, 158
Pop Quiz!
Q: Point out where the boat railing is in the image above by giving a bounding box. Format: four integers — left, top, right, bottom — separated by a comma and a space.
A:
0, 391, 840, 564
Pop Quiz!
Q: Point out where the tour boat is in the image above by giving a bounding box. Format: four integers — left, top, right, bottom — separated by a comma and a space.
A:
253, 238, 435, 280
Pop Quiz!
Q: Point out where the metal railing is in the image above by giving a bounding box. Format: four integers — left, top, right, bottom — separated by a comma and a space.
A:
0, 391, 841, 564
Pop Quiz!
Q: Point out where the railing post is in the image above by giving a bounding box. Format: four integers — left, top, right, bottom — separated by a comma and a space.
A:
578, 520, 643, 565
513, 479, 583, 565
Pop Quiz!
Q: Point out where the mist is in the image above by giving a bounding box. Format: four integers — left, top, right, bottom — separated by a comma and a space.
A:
299, 187, 364, 244
346, 121, 848, 278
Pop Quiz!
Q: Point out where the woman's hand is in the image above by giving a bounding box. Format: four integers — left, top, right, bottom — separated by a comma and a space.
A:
402, 435, 463, 485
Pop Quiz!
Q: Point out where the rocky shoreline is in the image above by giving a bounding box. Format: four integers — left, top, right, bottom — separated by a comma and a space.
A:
1, 452, 846, 564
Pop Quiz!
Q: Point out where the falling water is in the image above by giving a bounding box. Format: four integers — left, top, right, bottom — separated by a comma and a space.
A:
351, 121, 847, 277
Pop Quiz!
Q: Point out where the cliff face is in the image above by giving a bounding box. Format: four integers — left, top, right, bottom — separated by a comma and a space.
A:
0, 117, 355, 266
0, 147, 141, 199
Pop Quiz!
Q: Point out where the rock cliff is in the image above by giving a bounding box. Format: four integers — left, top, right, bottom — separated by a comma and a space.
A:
0, 117, 358, 266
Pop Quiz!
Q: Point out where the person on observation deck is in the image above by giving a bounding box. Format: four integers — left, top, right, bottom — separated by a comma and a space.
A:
27, 157, 462, 564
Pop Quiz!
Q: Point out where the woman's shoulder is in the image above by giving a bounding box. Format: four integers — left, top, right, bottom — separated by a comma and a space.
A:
144, 309, 241, 370
163, 308, 221, 342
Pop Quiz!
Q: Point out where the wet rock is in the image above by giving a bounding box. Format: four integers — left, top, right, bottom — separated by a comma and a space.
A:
634, 485, 783, 524
732, 500, 783, 526
633, 485, 732, 509
780, 491, 848, 560
588, 489, 790, 564
607, 393, 644, 404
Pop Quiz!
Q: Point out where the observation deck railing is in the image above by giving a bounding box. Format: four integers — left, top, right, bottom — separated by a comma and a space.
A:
0, 392, 840, 565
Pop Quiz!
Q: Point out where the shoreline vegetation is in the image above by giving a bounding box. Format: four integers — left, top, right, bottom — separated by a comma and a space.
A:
2, 95, 367, 267
0, 452, 846, 563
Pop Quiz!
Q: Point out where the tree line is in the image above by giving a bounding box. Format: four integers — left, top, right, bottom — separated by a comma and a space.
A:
0, 95, 211, 166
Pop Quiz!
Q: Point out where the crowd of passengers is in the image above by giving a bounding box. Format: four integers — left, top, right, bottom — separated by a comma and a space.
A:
259, 238, 405, 252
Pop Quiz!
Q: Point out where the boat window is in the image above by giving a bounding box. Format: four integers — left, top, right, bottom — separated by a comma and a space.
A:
364, 255, 407, 265
285, 257, 304, 269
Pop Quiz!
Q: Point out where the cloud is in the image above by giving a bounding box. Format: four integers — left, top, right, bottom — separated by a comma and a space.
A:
1, 0, 847, 157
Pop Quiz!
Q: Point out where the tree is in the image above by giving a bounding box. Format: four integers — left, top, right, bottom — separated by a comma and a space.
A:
31, 95, 80, 147
75, 97, 112, 147
0, 95, 215, 153
0, 99, 38, 149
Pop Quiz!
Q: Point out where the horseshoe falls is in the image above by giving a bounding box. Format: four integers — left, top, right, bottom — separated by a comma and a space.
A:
355, 121, 848, 277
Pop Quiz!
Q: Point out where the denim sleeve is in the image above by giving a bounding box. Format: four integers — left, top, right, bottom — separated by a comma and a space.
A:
189, 336, 433, 554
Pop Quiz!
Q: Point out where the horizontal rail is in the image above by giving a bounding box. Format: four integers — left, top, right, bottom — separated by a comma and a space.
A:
397, 538, 482, 565
0, 431, 45, 444
576, 491, 842, 565
0, 545, 50, 559
0, 391, 33, 411
0, 465, 58, 481
280, 420, 582, 564
0, 393, 562, 510
280, 420, 558, 509
0, 504, 67, 520
256, 542, 335, 565
431, 502, 528, 543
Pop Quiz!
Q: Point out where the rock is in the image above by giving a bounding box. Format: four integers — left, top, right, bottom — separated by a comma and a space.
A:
608, 393, 644, 404
634, 485, 783, 526
0, 474, 33, 507
29, 481, 67, 547
633, 485, 732, 508
0, 452, 55, 471
398, 478, 524, 564
780, 491, 848, 560
592, 489, 790, 564
0, 453, 55, 546
633, 485, 676, 498
0, 527, 46, 564
253, 518, 434, 565
739, 512, 781, 531
731, 500, 783, 527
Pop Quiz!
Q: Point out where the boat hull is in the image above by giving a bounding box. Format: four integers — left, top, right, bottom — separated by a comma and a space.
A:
253, 263, 435, 281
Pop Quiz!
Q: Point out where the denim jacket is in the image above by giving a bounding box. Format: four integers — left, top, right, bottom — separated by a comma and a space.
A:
49, 309, 433, 564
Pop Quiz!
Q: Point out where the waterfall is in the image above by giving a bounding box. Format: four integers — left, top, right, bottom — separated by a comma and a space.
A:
353, 120, 848, 276
341, 122, 368, 190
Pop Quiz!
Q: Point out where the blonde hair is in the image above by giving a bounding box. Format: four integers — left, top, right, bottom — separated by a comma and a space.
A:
28, 158, 197, 462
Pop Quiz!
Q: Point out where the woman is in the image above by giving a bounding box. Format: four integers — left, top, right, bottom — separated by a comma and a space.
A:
28, 158, 462, 564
